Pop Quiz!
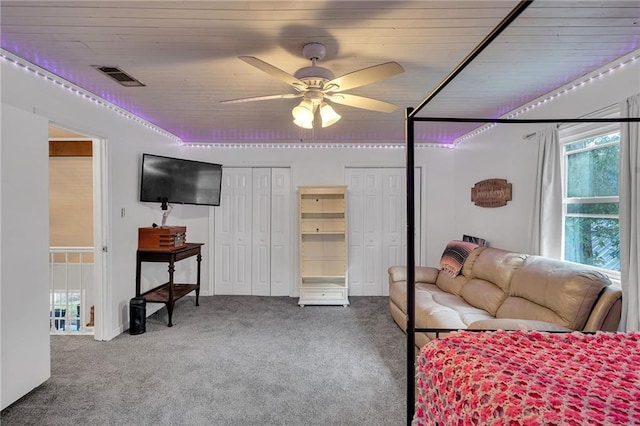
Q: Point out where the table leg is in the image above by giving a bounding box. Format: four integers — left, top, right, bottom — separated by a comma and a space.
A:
195, 252, 202, 306
167, 262, 175, 327
135, 252, 142, 297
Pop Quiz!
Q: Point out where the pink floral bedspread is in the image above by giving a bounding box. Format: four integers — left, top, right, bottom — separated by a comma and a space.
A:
414, 330, 640, 425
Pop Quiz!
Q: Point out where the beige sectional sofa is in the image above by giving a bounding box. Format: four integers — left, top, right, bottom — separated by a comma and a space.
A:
388, 244, 622, 348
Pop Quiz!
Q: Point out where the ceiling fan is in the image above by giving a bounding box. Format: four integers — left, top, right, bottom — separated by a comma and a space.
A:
220, 43, 404, 129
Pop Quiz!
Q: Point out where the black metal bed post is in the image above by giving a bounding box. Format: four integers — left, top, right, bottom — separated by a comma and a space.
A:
406, 0, 533, 425
405, 107, 416, 426
401, 1, 639, 421
403, 3, 534, 423
408, 0, 534, 118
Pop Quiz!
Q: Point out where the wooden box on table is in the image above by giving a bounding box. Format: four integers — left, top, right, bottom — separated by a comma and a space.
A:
138, 226, 187, 251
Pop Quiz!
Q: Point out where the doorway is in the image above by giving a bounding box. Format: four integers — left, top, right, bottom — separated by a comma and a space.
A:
48, 125, 107, 341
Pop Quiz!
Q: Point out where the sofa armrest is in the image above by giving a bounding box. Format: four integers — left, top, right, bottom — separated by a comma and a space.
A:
583, 286, 622, 331
388, 266, 439, 284
387, 266, 407, 282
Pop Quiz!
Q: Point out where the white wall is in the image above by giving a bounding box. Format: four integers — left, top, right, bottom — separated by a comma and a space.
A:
0, 56, 454, 348
1, 105, 51, 409
451, 51, 640, 253
1, 59, 188, 342
2, 50, 636, 403
179, 145, 455, 267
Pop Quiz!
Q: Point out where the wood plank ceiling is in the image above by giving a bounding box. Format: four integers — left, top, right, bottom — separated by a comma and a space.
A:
1, 1, 639, 145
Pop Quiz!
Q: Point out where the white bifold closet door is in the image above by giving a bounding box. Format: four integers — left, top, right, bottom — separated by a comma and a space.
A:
345, 167, 421, 296
214, 167, 291, 296
268, 169, 292, 296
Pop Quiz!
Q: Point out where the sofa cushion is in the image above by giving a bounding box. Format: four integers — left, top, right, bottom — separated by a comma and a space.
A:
460, 245, 487, 277
416, 266, 439, 283
434, 273, 469, 296
469, 248, 527, 291
389, 280, 494, 328
459, 248, 527, 315
496, 256, 611, 329
389, 281, 438, 314
415, 289, 495, 329
459, 278, 507, 316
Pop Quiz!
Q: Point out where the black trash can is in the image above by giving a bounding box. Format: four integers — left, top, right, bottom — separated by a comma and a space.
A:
129, 297, 146, 335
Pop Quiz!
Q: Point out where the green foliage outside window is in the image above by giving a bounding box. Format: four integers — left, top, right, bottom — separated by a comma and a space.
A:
566, 139, 619, 198
564, 132, 620, 271
565, 217, 619, 270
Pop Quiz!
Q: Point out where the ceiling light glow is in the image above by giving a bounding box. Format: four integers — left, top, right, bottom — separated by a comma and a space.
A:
454, 52, 640, 145
292, 99, 315, 129
0, 50, 182, 143
319, 102, 341, 128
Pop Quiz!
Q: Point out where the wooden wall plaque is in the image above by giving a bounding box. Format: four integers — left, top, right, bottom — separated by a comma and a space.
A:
471, 179, 512, 208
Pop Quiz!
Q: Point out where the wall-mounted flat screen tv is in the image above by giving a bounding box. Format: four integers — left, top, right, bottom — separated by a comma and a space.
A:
139, 153, 223, 208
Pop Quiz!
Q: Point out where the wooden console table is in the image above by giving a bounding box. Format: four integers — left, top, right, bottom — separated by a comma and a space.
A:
135, 243, 203, 327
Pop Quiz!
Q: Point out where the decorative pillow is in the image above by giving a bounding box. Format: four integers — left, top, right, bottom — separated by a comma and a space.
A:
439, 240, 479, 278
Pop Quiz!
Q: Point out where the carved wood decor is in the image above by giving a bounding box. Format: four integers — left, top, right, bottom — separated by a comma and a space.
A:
471, 179, 512, 207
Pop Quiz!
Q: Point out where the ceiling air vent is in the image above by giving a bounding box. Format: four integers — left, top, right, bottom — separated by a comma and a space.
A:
93, 65, 145, 87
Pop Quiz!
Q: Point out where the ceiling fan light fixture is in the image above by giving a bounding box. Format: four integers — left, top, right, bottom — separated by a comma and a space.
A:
227, 43, 404, 129
292, 99, 315, 129
320, 102, 341, 128
293, 116, 314, 129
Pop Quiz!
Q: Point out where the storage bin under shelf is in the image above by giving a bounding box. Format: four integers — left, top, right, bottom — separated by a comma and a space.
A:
299, 287, 349, 306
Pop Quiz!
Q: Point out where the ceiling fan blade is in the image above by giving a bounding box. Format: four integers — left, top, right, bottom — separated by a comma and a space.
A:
239, 56, 307, 91
325, 93, 398, 113
220, 93, 302, 104
324, 62, 404, 93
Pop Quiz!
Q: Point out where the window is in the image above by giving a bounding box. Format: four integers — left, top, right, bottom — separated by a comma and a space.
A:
50, 291, 81, 332
49, 248, 94, 335
561, 112, 620, 276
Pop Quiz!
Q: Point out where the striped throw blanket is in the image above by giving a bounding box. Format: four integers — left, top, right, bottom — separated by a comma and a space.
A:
439, 240, 478, 277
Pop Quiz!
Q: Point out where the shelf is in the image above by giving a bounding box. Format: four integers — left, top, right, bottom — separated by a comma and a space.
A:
300, 210, 345, 215
298, 186, 347, 195
301, 275, 346, 280
141, 283, 198, 303
298, 186, 348, 306
135, 242, 203, 327
301, 282, 347, 289
301, 231, 345, 235
301, 260, 346, 276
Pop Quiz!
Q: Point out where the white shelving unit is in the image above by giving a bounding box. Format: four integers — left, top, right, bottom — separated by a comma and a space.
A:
298, 186, 349, 307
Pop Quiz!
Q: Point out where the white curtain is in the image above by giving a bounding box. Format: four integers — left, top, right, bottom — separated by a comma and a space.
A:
529, 127, 562, 258
619, 93, 640, 332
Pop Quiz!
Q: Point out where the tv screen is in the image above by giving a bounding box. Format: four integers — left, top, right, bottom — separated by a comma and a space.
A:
139, 154, 223, 207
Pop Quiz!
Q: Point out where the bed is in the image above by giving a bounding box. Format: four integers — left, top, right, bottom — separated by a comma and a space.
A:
413, 330, 640, 425
402, 1, 640, 424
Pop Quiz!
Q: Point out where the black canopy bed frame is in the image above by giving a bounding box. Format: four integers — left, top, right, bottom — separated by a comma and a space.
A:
403, 0, 640, 424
